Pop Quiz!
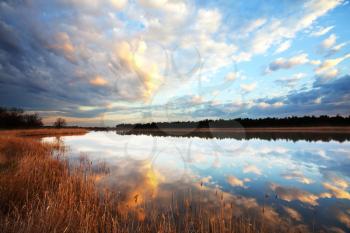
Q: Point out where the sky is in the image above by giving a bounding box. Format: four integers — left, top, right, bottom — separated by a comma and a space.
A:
0, 0, 350, 126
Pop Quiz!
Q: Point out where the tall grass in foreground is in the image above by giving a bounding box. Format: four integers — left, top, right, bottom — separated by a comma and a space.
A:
0, 130, 304, 233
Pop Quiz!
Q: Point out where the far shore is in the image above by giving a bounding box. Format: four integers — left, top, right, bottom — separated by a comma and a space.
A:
115, 126, 350, 133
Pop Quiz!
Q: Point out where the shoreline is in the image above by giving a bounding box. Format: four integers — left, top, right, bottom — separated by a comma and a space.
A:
115, 126, 350, 133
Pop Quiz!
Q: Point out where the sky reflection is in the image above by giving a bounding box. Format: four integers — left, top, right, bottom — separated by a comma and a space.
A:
43, 131, 350, 232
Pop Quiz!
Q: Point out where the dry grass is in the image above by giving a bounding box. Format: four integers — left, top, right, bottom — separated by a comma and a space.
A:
0, 128, 88, 138
0, 130, 303, 233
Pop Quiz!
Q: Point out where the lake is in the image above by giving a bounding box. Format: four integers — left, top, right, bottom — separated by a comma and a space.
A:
43, 131, 350, 232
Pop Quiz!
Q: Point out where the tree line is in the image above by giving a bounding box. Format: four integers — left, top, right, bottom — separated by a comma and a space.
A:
0, 107, 67, 129
0, 107, 43, 129
116, 115, 350, 129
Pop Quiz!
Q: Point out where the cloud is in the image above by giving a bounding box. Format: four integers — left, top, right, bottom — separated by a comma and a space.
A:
274, 40, 292, 54
240, 82, 257, 92
191, 95, 203, 104
114, 40, 164, 101
281, 170, 314, 184
318, 68, 339, 79
227, 175, 244, 187
282, 206, 302, 221
242, 18, 267, 35
315, 53, 350, 74
276, 73, 306, 87
337, 210, 350, 228
0, 0, 172, 119
321, 34, 337, 49
49, 32, 77, 63
243, 164, 261, 175
248, 0, 343, 55
323, 182, 350, 199
0, 0, 347, 124
90, 75, 108, 86
195, 9, 221, 34
256, 101, 284, 109
191, 75, 350, 119
310, 25, 334, 36
319, 33, 348, 56
110, 0, 128, 10
271, 183, 318, 206
225, 71, 241, 81
265, 53, 310, 73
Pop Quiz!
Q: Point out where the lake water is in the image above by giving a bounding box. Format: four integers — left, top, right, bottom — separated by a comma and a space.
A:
43, 131, 350, 232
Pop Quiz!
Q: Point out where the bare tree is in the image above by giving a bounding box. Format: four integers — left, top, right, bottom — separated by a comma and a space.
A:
53, 118, 66, 128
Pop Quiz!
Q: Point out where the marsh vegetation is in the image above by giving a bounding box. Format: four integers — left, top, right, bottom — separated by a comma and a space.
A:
0, 129, 318, 233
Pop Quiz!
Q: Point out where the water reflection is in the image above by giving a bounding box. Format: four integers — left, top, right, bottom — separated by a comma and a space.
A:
43, 131, 350, 232
116, 128, 350, 142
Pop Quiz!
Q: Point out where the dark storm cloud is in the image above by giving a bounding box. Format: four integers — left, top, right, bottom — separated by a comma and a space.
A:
0, 20, 22, 54
0, 1, 130, 117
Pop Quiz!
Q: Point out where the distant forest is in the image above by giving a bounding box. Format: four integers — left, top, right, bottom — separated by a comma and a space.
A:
0, 107, 43, 129
116, 115, 350, 129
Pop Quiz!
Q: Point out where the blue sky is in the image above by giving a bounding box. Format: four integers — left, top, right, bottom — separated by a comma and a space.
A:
0, 0, 350, 126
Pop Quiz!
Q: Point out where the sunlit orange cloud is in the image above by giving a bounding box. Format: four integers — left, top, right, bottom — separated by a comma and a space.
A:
94, 160, 162, 210
281, 171, 314, 184
322, 182, 350, 199
282, 206, 302, 221
90, 75, 108, 86
337, 211, 350, 228
226, 175, 244, 187
270, 183, 318, 206
49, 32, 77, 63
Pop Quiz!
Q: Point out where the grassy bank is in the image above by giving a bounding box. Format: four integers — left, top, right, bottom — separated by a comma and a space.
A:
0, 128, 88, 137
0, 129, 301, 233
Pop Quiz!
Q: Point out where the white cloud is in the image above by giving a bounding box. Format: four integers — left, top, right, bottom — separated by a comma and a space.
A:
318, 68, 339, 79
191, 95, 203, 104
315, 53, 350, 74
243, 164, 261, 175
332, 42, 347, 53
256, 101, 284, 109
241, 83, 257, 92
318, 32, 348, 55
273, 102, 284, 108
314, 96, 323, 104
248, 0, 343, 55
281, 170, 314, 184
138, 0, 167, 9
195, 9, 221, 34
110, 0, 128, 10
258, 102, 270, 109
225, 71, 243, 81
227, 175, 244, 187
266, 53, 310, 73
275, 40, 292, 54
242, 18, 267, 34
310, 25, 334, 36
276, 73, 307, 87
321, 33, 337, 49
